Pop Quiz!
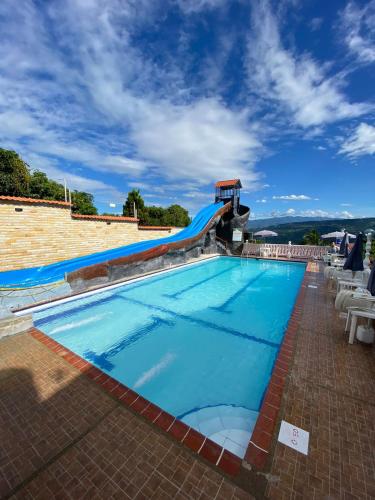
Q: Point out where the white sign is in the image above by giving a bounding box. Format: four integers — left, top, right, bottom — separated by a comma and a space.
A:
278, 420, 309, 455
232, 229, 242, 242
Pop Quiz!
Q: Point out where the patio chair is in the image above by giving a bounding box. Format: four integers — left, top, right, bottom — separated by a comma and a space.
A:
346, 306, 375, 344
336, 289, 375, 313
334, 269, 372, 309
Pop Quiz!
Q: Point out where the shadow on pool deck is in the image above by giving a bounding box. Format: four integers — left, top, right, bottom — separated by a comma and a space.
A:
0, 339, 253, 500
0, 263, 374, 499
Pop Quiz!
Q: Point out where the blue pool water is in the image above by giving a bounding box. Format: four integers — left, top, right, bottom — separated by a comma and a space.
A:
33, 257, 305, 457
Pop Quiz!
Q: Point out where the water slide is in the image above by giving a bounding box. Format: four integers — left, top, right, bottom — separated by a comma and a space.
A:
0, 201, 226, 289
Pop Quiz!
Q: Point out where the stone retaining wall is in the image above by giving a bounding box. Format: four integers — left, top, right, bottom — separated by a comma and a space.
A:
0, 197, 180, 271
0, 312, 33, 339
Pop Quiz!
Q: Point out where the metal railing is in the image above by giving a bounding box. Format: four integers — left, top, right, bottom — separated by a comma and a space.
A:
215, 235, 228, 249
241, 242, 330, 260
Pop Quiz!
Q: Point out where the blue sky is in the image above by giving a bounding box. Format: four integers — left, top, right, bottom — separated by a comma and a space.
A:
0, 0, 374, 219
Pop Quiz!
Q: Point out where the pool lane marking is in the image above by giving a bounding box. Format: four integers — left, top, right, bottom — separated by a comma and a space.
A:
17, 255, 221, 315
163, 262, 238, 299
210, 270, 268, 312
35, 293, 117, 327
34, 259, 227, 326
83, 315, 174, 371
118, 295, 279, 349
112, 256, 222, 295
48, 311, 113, 334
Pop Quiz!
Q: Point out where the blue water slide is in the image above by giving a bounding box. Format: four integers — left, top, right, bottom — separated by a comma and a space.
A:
0, 202, 224, 288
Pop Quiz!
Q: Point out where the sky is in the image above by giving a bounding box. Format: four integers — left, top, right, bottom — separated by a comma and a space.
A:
0, 0, 374, 219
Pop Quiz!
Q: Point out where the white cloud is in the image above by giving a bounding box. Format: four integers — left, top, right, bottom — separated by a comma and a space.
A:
176, 0, 226, 14
310, 17, 323, 32
298, 209, 355, 219
131, 99, 262, 186
256, 199, 267, 203
299, 209, 330, 218
183, 191, 212, 199
255, 208, 358, 220
0, 0, 263, 199
340, 1, 375, 64
339, 123, 375, 158
340, 210, 354, 219
340, 203, 352, 207
272, 194, 317, 201
24, 155, 126, 201
247, 0, 370, 128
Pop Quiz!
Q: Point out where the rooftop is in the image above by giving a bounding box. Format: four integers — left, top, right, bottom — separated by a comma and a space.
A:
215, 179, 242, 189
138, 225, 173, 230
0, 195, 71, 207
71, 213, 139, 223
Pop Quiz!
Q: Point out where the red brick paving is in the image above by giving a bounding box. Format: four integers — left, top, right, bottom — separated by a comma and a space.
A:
1, 262, 374, 499
266, 267, 375, 500
0, 333, 252, 499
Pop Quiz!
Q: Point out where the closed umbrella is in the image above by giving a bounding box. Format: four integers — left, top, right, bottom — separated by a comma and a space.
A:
367, 264, 375, 296
339, 232, 349, 257
343, 233, 364, 272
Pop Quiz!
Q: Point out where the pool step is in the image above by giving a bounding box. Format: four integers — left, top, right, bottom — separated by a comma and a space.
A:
181, 405, 258, 458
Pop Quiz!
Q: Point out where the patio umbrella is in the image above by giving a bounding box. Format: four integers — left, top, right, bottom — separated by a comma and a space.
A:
321, 231, 356, 239
343, 233, 364, 272
254, 230, 278, 237
367, 264, 375, 296
339, 232, 349, 257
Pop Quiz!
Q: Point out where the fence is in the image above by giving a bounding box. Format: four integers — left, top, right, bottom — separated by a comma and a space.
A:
241, 243, 330, 260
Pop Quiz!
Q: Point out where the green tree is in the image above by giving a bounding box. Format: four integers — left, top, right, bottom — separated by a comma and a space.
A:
71, 191, 97, 215
303, 229, 322, 246
162, 204, 190, 227
122, 190, 191, 227
29, 171, 65, 200
123, 189, 146, 220
0, 148, 98, 215
0, 148, 30, 196
145, 206, 165, 226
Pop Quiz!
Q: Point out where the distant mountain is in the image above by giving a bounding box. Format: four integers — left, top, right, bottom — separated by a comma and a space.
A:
246, 217, 375, 244
247, 216, 329, 229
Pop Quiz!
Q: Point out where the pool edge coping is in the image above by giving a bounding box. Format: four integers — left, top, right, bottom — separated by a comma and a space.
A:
243, 262, 310, 469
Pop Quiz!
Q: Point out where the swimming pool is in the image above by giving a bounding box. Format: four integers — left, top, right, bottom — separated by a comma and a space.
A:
32, 256, 305, 457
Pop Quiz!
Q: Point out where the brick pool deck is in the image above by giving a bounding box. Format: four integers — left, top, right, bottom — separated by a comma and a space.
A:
1, 263, 374, 499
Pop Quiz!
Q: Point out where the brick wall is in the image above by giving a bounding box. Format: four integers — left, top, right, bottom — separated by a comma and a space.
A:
0, 198, 180, 271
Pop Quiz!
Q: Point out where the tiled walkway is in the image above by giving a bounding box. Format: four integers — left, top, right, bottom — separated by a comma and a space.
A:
1, 264, 374, 499
0, 334, 252, 500
267, 268, 375, 499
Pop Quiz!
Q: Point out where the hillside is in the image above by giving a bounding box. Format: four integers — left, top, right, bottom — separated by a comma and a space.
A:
247, 216, 329, 229
246, 217, 375, 244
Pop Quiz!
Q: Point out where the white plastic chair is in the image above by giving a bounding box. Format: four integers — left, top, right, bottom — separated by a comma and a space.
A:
347, 306, 375, 344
